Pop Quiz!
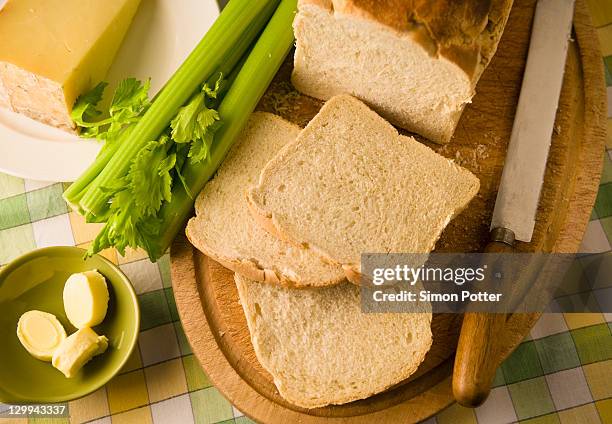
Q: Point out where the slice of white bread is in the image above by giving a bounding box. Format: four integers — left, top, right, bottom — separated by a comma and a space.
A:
248, 95, 480, 284
186, 112, 345, 288
235, 273, 432, 408
292, 0, 513, 143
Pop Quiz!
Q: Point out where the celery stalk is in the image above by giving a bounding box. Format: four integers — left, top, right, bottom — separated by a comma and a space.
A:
63, 2, 268, 209
154, 0, 298, 257
77, 0, 279, 216
63, 130, 126, 207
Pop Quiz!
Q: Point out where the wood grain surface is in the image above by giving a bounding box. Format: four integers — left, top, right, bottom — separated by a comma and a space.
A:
171, 0, 607, 422
453, 240, 516, 407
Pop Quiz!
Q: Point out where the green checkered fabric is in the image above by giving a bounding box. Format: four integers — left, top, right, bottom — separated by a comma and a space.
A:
1, 1, 611, 423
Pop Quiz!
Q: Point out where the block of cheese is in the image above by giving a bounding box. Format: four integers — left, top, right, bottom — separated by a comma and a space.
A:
292, 0, 513, 143
0, 0, 141, 132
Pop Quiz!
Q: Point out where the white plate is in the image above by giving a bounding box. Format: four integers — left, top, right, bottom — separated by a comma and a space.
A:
0, 0, 219, 182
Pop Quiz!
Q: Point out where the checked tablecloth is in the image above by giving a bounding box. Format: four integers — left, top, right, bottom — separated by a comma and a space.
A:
1, 1, 612, 423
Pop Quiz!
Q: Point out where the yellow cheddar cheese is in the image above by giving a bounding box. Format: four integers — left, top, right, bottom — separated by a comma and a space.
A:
17, 310, 67, 361
0, 0, 141, 131
63, 270, 109, 329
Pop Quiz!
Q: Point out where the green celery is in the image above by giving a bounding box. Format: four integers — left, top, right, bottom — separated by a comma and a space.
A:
64, 78, 152, 206
63, 129, 125, 208
155, 0, 298, 257
76, 0, 279, 216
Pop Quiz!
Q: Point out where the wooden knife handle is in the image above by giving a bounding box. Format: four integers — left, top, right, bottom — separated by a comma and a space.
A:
452, 238, 514, 407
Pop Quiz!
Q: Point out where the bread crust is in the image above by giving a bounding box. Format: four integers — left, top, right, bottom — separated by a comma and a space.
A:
185, 112, 347, 289
247, 95, 481, 286
247, 185, 367, 285
0, 62, 76, 132
298, 0, 513, 79
235, 274, 433, 409
186, 211, 345, 289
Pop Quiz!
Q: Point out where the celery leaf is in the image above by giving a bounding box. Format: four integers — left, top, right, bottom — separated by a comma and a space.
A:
170, 95, 205, 143
202, 72, 225, 100
71, 78, 151, 143
128, 137, 176, 216
71, 82, 107, 126
170, 77, 223, 164
111, 78, 151, 116
188, 119, 222, 163
104, 78, 152, 142
88, 189, 162, 258
89, 135, 174, 258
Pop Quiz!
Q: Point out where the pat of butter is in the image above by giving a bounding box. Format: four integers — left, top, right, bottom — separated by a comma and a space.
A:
63, 270, 109, 329
52, 327, 108, 378
17, 310, 67, 361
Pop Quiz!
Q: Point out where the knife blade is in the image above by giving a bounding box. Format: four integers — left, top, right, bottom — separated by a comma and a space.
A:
491, 0, 575, 242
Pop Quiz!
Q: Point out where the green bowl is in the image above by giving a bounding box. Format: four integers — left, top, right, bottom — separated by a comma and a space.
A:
0, 246, 140, 403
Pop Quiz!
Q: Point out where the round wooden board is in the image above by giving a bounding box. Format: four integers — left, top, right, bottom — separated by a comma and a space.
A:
171, 0, 606, 422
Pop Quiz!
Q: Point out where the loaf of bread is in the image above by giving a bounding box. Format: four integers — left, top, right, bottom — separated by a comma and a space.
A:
186, 112, 345, 287
292, 0, 513, 143
235, 273, 432, 408
248, 95, 480, 284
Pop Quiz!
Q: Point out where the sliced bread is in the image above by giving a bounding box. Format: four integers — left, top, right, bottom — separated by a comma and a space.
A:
292, 0, 513, 143
248, 95, 480, 284
235, 273, 432, 408
186, 112, 345, 288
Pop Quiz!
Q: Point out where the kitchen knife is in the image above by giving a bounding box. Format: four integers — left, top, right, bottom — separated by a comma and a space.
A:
492, 0, 576, 242
453, 0, 575, 407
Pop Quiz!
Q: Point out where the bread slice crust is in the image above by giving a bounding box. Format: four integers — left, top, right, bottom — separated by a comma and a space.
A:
187, 112, 345, 288
235, 273, 433, 409
248, 95, 480, 284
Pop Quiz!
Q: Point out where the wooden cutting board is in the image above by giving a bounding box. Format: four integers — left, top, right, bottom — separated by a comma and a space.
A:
171, 0, 606, 422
